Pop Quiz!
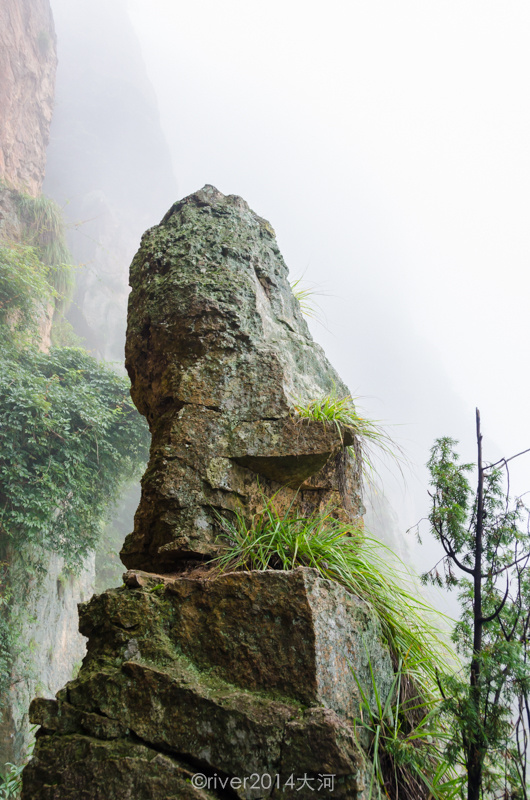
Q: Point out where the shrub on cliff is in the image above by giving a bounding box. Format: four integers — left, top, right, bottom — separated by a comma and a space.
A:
0, 342, 149, 568
0, 243, 54, 342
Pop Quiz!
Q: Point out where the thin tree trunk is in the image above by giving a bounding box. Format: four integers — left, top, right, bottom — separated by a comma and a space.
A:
468, 408, 484, 800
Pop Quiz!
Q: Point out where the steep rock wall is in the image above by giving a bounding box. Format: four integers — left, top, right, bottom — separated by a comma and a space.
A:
0, 552, 93, 765
0, 0, 56, 195
0, 0, 82, 767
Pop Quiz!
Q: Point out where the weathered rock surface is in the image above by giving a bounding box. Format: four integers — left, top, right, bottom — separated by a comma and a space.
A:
0, 0, 57, 195
122, 185, 363, 571
0, 549, 93, 767
23, 568, 392, 799
23, 190, 391, 798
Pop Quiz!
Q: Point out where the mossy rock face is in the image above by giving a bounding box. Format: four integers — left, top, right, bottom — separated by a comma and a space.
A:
122, 186, 363, 571
23, 569, 391, 799
21, 734, 219, 800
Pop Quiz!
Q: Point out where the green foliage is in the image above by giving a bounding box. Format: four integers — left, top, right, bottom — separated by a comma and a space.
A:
0, 191, 76, 343
212, 496, 451, 695
0, 725, 37, 798
353, 653, 461, 800
0, 244, 54, 341
0, 760, 23, 799
421, 429, 530, 798
423, 438, 474, 586
0, 340, 149, 702
0, 341, 149, 567
293, 391, 404, 479
50, 318, 85, 348
290, 277, 319, 319
15, 193, 75, 305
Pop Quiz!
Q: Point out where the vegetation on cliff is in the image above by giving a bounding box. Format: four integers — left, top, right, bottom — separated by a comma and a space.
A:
213, 496, 460, 799
0, 195, 149, 713
293, 391, 404, 479
14, 193, 74, 304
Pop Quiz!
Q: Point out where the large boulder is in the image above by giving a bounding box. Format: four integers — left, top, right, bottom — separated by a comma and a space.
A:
122, 186, 363, 571
23, 568, 393, 800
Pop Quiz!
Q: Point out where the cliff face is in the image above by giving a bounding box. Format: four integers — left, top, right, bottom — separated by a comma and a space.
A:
0, 553, 93, 766
0, 0, 74, 768
0, 0, 57, 195
0, 0, 174, 773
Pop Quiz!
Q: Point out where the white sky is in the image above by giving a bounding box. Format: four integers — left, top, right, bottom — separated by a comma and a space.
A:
127, 0, 530, 536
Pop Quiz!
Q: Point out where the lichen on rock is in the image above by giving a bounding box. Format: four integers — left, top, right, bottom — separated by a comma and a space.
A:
24, 568, 392, 799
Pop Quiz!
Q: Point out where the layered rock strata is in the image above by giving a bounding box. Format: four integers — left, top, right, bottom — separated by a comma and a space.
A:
23, 568, 393, 799
23, 188, 391, 798
122, 185, 363, 571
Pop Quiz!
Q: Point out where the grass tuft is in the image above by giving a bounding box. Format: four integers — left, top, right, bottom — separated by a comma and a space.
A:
290, 277, 320, 319
211, 497, 459, 798
212, 497, 453, 695
353, 652, 461, 800
293, 391, 405, 481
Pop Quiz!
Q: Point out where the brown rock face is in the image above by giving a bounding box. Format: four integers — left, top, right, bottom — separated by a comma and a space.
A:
122, 185, 363, 571
0, 0, 57, 196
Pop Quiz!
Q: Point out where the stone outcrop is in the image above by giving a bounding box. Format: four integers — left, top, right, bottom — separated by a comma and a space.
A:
23, 189, 392, 798
23, 568, 393, 799
122, 185, 363, 571
0, 0, 57, 195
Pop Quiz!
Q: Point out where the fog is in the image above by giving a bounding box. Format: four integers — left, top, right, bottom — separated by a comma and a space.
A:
122, 0, 530, 564
48, 0, 530, 600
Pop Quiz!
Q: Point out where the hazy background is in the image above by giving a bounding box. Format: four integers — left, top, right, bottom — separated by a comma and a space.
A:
124, 0, 530, 552
48, 0, 530, 595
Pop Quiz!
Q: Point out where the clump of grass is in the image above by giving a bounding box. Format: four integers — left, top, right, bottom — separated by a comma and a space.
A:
353, 653, 461, 800
212, 498, 452, 695
293, 391, 405, 480
290, 277, 320, 319
0, 760, 24, 799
